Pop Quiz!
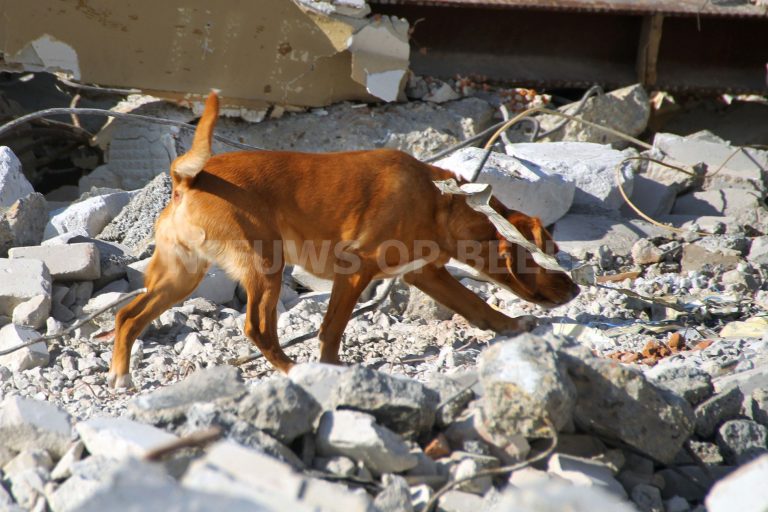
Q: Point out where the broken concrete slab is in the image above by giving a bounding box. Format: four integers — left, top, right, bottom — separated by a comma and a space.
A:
435, 147, 575, 225
0, 396, 72, 458
705, 454, 768, 512
0, 192, 48, 257
504, 142, 637, 212
560, 353, 695, 464
128, 365, 246, 425
44, 191, 136, 240
553, 213, 667, 258
547, 453, 627, 499
9, 243, 100, 281
237, 377, 321, 444
331, 365, 439, 438
672, 188, 761, 224
0, 0, 410, 108
654, 132, 768, 193
97, 172, 171, 256
0, 147, 33, 209
0, 257, 51, 320
315, 410, 418, 475
537, 84, 650, 149
75, 416, 178, 460
0, 324, 48, 372
478, 334, 576, 439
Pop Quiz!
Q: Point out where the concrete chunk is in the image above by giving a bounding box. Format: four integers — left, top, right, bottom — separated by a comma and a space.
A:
44, 191, 135, 240
504, 142, 637, 211
436, 147, 575, 225
10, 242, 100, 281
75, 417, 178, 459
478, 334, 576, 439
316, 410, 418, 475
0, 192, 48, 257
0, 396, 72, 457
0, 324, 48, 371
0, 146, 33, 208
0, 258, 51, 319
547, 453, 627, 499
706, 454, 768, 512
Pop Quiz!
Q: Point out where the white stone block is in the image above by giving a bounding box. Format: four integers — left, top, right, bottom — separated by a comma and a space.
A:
75, 417, 177, 460
10, 243, 101, 281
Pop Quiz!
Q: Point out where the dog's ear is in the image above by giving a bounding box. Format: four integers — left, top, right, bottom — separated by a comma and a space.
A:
506, 212, 559, 255
173, 91, 219, 179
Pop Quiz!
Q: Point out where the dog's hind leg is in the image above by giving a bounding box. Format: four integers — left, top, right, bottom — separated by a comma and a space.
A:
108, 251, 208, 389
403, 263, 536, 334
242, 270, 295, 373
318, 269, 374, 365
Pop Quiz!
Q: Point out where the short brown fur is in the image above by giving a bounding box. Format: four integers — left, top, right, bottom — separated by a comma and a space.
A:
107, 92, 579, 388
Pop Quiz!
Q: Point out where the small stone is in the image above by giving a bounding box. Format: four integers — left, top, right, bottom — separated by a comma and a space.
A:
312, 455, 357, 477
315, 410, 418, 475
632, 239, 664, 265
664, 496, 691, 512
715, 419, 768, 466
631, 484, 664, 512
373, 474, 413, 512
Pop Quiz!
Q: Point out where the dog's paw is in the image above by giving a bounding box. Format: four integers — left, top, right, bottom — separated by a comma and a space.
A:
107, 371, 134, 390
513, 315, 538, 333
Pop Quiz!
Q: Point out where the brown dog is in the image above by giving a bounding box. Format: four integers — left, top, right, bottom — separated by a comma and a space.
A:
107, 92, 579, 388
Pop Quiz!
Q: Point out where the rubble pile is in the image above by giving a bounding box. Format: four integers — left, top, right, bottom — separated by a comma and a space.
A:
1, 81, 768, 511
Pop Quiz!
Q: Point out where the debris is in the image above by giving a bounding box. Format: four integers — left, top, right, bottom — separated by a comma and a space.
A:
436, 147, 575, 225
44, 191, 135, 240
9, 242, 100, 281
547, 453, 627, 499
0, 146, 33, 208
75, 416, 179, 460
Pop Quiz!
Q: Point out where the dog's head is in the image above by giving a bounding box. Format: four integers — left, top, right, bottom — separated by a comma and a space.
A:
495, 212, 580, 309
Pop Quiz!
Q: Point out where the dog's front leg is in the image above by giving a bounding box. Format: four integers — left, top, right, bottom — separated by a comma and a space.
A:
403, 263, 536, 334
318, 270, 374, 364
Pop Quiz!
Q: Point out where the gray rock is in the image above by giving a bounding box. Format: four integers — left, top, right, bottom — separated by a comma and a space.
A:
71, 457, 262, 512
427, 373, 475, 429
622, 169, 679, 219
746, 387, 768, 427
332, 365, 438, 438
98, 172, 171, 257
630, 484, 664, 512
547, 453, 627, 499
0, 147, 33, 208
8, 467, 48, 510
694, 385, 744, 439
553, 213, 666, 258
656, 465, 734, 501
289, 362, 350, 410
44, 191, 135, 240
537, 84, 650, 149
2, 449, 53, 479
373, 474, 413, 512
631, 238, 664, 265
11, 294, 49, 330
504, 142, 637, 211
716, 419, 768, 466
64, 235, 136, 288
0, 258, 51, 321
435, 147, 575, 225
664, 496, 691, 512
705, 454, 768, 512
182, 440, 372, 511
561, 352, 695, 464
448, 452, 499, 495
0, 192, 47, 257
403, 286, 455, 323
0, 396, 72, 457
646, 365, 714, 406
488, 482, 636, 512
75, 416, 178, 460
9, 243, 100, 281
315, 410, 418, 475
238, 377, 321, 444
0, 324, 48, 371
478, 334, 576, 439
129, 365, 246, 425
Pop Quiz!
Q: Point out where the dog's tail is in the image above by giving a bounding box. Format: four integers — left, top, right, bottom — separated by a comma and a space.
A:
172, 90, 219, 181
